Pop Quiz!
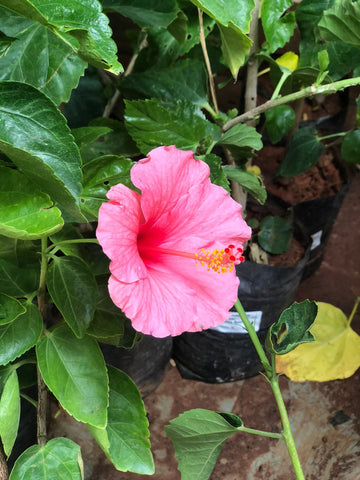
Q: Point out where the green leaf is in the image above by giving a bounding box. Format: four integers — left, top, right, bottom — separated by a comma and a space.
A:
0, 82, 83, 220
0, 30, 16, 57
267, 300, 318, 355
0, 303, 42, 366
47, 256, 98, 338
0, 370, 20, 457
102, 0, 179, 28
217, 23, 252, 79
217, 123, 263, 154
0, 0, 123, 74
197, 154, 230, 193
165, 408, 241, 480
125, 99, 220, 153
9, 437, 83, 480
341, 129, 360, 164
0, 259, 39, 297
277, 127, 324, 177
120, 59, 209, 108
80, 155, 134, 220
72, 126, 112, 149
0, 8, 86, 105
261, 0, 296, 53
258, 216, 292, 254
49, 224, 84, 258
88, 366, 154, 474
265, 105, 295, 144
223, 166, 267, 204
189, 0, 254, 33
318, 0, 360, 49
0, 294, 26, 326
0, 167, 64, 240
80, 118, 139, 163
36, 324, 108, 427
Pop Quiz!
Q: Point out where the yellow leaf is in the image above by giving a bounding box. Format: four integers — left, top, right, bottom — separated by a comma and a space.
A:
276, 52, 299, 72
275, 302, 360, 382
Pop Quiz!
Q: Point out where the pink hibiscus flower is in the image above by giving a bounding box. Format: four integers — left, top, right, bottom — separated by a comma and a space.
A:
96, 145, 251, 338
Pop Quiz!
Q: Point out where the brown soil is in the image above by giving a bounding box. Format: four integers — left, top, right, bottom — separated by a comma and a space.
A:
253, 146, 344, 205
267, 236, 305, 267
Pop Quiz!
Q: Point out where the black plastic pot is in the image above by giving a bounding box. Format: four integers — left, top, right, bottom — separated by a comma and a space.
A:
293, 184, 349, 280
101, 335, 173, 396
173, 239, 311, 383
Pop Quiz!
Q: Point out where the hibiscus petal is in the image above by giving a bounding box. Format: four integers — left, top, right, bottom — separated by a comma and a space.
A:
108, 254, 239, 338
131, 145, 210, 224
96, 184, 147, 283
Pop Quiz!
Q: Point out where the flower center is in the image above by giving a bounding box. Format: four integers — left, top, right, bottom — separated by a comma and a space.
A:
140, 244, 244, 273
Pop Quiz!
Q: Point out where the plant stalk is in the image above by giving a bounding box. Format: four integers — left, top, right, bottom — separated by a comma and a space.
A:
238, 426, 283, 440
223, 77, 360, 131
347, 296, 360, 327
234, 299, 305, 480
198, 8, 218, 114
36, 237, 49, 448
0, 443, 8, 480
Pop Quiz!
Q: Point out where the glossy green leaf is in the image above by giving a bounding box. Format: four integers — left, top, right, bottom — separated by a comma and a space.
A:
0, 82, 83, 220
80, 155, 134, 220
47, 256, 98, 338
88, 366, 154, 474
120, 59, 209, 108
277, 127, 324, 177
265, 105, 295, 144
0, 259, 39, 297
0, 0, 122, 74
217, 22, 252, 79
165, 408, 241, 480
37, 324, 108, 427
189, 0, 254, 33
341, 129, 360, 164
218, 123, 263, 154
267, 300, 317, 355
258, 216, 292, 254
197, 154, 230, 193
0, 8, 86, 105
80, 118, 139, 163
0, 30, 15, 56
223, 166, 267, 204
102, 0, 178, 28
9, 437, 83, 480
125, 99, 220, 153
0, 294, 26, 326
261, 0, 296, 53
0, 303, 42, 366
0, 167, 64, 240
72, 126, 112, 148
0, 370, 20, 457
318, 0, 360, 49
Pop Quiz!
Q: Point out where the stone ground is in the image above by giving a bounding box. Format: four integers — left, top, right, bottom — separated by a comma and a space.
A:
49, 173, 360, 480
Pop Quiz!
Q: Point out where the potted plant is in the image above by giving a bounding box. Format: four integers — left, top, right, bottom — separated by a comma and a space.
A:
0, 1, 359, 479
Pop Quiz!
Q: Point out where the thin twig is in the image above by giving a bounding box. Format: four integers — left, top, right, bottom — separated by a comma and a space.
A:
198, 8, 219, 114
244, 0, 260, 124
103, 34, 148, 118
223, 77, 360, 131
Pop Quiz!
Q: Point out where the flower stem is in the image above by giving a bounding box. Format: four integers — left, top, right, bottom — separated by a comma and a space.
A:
234, 299, 305, 479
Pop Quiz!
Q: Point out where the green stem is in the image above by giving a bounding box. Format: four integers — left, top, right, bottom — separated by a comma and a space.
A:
20, 393, 38, 409
269, 358, 305, 480
234, 299, 271, 374
234, 299, 305, 479
37, 237, 49, 448
223, 76, 360, 131
320, 132, 347, 141
238, 425, 283, 440
46, 238, 99, 253
271, 71, 291, 100
347, 296, 360, 327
